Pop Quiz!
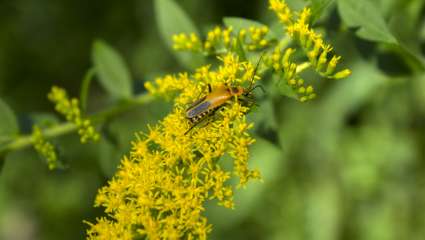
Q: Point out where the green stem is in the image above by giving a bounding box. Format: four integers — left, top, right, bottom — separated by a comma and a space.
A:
1, 123, 77, 155
0, 93, 154, 156
80, 68, 96, 113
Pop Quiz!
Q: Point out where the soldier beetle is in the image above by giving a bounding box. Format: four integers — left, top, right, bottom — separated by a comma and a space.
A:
185, 55, 264, 134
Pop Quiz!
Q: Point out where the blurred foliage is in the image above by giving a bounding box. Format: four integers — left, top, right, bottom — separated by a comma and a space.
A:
0, 0, 425, 239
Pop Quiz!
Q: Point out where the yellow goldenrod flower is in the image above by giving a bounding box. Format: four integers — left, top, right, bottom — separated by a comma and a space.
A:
32, 125, 58, 170
333, 69, 352, 79
48, 86, 100, 143
172, 33, 202, 52
269, 0, 351, 79
86, 53, 261, 239
244, 26, 270, 51
267, 47, 316, 102
269, 0, 293, 25
172, 25, 270, 56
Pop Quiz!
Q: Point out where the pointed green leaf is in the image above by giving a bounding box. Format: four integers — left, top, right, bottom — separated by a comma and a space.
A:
309, 0, 335, 23
92, 40, 132, 99
337, 0, 398, 44
0, 98, 19, 144
154, 0, 204, 69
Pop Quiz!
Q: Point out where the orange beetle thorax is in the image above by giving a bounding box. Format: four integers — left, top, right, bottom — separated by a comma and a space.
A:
229, 86, 245, 96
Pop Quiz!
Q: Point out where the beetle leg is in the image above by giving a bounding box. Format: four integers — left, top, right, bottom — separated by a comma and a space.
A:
184, 122, 198, 135
185, 117, 209, 135
239, 96, 257, 108
184, 108, 219, 135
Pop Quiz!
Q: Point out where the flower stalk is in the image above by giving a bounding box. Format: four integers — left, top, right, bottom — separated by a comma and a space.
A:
0, 93, 154, 157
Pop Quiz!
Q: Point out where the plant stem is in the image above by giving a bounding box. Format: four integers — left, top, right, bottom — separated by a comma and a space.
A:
0, 93, 154, 156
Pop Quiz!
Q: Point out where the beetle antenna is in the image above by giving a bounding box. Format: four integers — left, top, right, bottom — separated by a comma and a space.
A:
248, 52, 265, 91
248, 85, 266, 94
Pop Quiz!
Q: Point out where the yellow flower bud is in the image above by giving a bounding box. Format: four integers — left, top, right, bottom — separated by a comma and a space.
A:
333, 69, 352, 79
306, 85, 314, 94
48, 86, 99, 143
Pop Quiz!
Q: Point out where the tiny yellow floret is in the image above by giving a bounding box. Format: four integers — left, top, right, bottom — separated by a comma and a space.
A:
32, 125, 58, 170
48, 86, 99, 143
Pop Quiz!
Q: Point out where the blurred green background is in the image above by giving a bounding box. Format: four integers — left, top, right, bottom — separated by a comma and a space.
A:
1, 0, 425, 239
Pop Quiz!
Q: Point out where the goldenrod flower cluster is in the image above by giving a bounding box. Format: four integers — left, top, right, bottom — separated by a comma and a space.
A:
204, 26, 235, 51
172, 25, 270, 54
266, 0, 351, 101
269, 0, 292, 25
32, 125, 58, 170
48, 86, 100, 143
278, 48, 316, 102
86, 53, 261, 239
269, 0, 351, 79
172, 33, 202, 52
171, 0, 351, 104
239, 26, 270, 51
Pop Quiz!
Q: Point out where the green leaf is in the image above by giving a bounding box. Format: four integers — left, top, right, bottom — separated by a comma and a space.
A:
309, 0, 335, 23
97, 138, 121, 177
80, 68, 95, 113
269, 21, 287, 39
337, 0, 398, 44
92, 40, 133, 99
0, 98, 19, 145
394, 44, 425, 71
272, 75, 299, 100
154, 0, 204, 69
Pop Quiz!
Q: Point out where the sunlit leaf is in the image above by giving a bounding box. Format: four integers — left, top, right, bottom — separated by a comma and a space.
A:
337, 0, 398, 44
309, 0, 335, 23
154, 0, 204, 69
92, 40, 133, 99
